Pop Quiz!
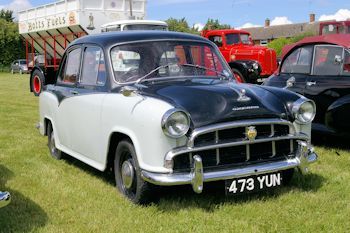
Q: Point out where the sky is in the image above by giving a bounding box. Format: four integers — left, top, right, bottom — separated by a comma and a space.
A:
1, 0, 350, 30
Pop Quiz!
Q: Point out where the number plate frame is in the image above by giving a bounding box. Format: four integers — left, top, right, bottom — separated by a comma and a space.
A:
225, 172, 282, 195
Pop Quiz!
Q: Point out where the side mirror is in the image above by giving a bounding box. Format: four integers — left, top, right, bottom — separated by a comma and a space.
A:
334, 55, 343, 65
285, 76, 295, 89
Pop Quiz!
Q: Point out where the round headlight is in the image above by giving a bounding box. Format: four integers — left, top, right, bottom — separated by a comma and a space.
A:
162, 109, 190, 138
292, 99, 316, 124
252, 62, 259, 70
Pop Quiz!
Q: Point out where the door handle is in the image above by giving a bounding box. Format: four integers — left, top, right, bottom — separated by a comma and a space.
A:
70, 90, 79, 95
306, 81, 316, 87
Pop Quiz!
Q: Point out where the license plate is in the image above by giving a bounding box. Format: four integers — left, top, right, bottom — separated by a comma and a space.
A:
225, 172, 282, 195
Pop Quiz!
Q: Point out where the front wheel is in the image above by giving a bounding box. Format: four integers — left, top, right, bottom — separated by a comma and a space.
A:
47, 122, 62, 160
114, 140, 154, 204
231, 68, 246, 83
31, 70, 45, 96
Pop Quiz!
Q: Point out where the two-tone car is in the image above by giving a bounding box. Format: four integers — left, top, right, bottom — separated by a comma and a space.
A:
38, 31, 317, 204
264, 34, 350, 136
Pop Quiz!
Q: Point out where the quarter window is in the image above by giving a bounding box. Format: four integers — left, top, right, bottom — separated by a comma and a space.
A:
62, 48, 81, 84
313, 46, 343, 76
80, 47, 106, 86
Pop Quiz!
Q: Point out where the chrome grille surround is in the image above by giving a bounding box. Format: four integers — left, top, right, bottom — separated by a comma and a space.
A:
165, 118, 308, 171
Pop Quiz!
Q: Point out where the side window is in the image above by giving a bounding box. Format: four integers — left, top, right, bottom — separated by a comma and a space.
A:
61, 48, 81, 84
80, 47, 106, 86
343, 50, 350, 76
313, 46, 343, 76
208, 35, 223, 47
281, 46, 313, 74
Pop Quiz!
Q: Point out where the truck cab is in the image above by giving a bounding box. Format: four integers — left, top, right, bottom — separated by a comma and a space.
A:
101, 20, 168, 32
202, 29, 277, 83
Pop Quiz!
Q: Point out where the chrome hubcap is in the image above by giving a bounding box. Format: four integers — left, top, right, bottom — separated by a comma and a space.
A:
121, 160, 134, 189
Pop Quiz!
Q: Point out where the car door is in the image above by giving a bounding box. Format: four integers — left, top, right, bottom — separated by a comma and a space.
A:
270, 45, 314, 95
65, 45, 108, 164
53, 46, 82, 149
304, 45, 346, 124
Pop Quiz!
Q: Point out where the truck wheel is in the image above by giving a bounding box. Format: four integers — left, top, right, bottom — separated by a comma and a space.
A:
31, 70, 44, 96
114, 140, 153, 204
231, 68, 246, 83
47, 122, 62, 160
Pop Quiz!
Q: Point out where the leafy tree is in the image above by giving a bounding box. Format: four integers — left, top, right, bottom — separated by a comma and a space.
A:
267, 32, 316, 57
0, 9, 14, 22
0, 18, 25, 67
202, 18, 231, 31
165, 17, 199, 34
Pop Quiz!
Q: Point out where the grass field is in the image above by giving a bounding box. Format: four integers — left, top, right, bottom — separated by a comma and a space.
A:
0, 72, 350, 233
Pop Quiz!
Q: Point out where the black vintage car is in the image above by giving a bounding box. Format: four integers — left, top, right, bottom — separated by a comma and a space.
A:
38, 31, 317, 203
264, 34, 350, 136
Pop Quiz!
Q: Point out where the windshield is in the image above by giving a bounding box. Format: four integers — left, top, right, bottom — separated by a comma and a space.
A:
123, 24, 168, 31
110, 41, 232, 83
226, 33, 251, 45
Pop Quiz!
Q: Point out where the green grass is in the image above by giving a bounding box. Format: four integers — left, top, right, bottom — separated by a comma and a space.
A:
1, 72, 350, 232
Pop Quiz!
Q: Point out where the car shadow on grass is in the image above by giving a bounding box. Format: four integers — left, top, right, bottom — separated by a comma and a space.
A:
0, 165, 48, 233
312, 132, 350, 151
155, 171, 325, 212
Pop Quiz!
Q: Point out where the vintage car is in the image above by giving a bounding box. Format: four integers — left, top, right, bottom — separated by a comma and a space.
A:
264, 34, 350, 136
38, 31, 317, 204
0, 191, 11, 208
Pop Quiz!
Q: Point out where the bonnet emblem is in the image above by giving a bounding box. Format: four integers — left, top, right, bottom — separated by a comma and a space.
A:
237, 89, 251, 102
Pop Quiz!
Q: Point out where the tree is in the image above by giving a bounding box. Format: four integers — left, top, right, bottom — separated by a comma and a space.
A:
202, 18, 231, 31
165, 17, 199, 34
0, 18, 25, 67
267, 32, 316, 57
0, 9, 14, 22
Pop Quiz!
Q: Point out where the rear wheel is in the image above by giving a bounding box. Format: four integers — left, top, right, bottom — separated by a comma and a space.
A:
114, 140, 154, 204
31, 70, 44, 96
231, 68, 246, 83
47, 122, 62, 160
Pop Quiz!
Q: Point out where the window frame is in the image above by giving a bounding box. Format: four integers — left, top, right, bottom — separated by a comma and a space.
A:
311, 44, 345, 76
341, 48, 350, 76
78, 45, 107, 87
56, 45, 82, 87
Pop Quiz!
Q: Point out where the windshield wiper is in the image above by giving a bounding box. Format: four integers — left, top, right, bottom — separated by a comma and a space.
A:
135, 64, 174, 84
181, 63, 230, 79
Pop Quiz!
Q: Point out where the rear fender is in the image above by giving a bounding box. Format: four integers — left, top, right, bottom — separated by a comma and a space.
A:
325, 94, 350, 132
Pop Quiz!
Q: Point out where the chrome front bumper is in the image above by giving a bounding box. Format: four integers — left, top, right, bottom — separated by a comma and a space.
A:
0, 191, 11, 208
141, 141, 317, 193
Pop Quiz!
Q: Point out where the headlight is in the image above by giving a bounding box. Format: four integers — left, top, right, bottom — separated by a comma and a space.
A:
292, 99, 316, 124
161, 109, 190, 138
252, 62, 259, 70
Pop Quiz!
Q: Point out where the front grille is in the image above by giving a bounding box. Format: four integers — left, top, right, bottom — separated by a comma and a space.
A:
173, 121, 296, 173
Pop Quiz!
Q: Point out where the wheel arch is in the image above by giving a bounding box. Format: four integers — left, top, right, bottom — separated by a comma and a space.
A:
106, 131, 136, 172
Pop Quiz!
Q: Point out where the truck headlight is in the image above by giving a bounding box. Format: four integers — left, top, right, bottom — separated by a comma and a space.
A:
162, 109, 190, 138
292, 99, 316, 124
252, 62, 259, 70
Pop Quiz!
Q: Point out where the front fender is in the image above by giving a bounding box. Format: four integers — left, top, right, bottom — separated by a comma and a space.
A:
325, 94, 350, 133
228, 60, 261, 82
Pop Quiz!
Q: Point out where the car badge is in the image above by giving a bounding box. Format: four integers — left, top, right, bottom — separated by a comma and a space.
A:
237, 89, 251, 102
246, 126, 257, 141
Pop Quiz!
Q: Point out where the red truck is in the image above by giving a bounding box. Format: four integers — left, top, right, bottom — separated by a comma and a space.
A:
319, 20, 350, 35
201, 29, 277, 83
